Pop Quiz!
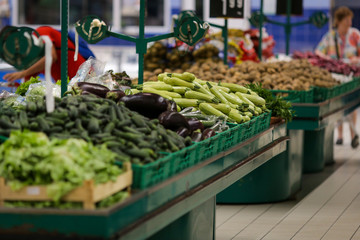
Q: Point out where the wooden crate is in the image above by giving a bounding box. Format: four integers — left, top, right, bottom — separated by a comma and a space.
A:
0, 162, 132, 210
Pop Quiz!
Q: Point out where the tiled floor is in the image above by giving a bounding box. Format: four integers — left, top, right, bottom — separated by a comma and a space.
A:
216, 114, 360, 240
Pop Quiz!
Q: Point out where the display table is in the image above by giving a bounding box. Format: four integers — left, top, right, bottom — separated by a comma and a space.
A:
288, 86, 360, 173
0, 123, 287, 240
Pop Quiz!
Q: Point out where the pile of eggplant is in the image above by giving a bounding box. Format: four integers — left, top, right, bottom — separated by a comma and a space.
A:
119, 93, 227, 142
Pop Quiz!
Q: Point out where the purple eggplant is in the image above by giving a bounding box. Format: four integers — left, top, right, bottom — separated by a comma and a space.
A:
120, 93, 171, 119
65, 82, 110, 98
106, 90, 125, 102
158, 111, 190, 131
176, 127, 190, 138
80, 90, 101, 97
191, 129, 203, 142
201, 128, 216, 140
187, 118, 204, 132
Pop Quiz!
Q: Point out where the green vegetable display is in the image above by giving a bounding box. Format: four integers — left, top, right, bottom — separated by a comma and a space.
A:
0, 131, 123, 201
15, 76, 41, 96
0, 95, 191, 165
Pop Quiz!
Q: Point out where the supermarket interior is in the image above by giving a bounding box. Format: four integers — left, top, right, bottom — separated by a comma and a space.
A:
0, 0, 360, 239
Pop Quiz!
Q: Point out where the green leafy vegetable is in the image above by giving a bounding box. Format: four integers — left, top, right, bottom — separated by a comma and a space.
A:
246, 83, 295, 122
15, 76, 41, 96
0, 130, 123, 202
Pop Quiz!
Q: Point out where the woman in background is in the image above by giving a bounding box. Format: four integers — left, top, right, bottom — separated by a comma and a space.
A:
315, 6, 360, 148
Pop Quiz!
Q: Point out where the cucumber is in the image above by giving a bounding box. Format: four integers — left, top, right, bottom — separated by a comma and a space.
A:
45, 117, 65, 126
62, 122, 74, 130
78, 102, 87, 114
104, 122, 115, 133
19, 111, 29, 128
36, 116, 50, 132
26, 101, 37, 113
132, 114, 146, 128
73, 119, 83, 132
88, 118, 100, 134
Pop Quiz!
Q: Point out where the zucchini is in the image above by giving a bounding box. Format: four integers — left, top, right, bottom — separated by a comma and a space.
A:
184, 90, 220, 103
200, 118, 217, 127
143, 82, 173, 91
235, 92, 255, 107
142, 87, 173, 100
213, 85, 231, 93
207, 82, 229, 104
173, 98, 203, 108
228, 109, 244, 123
218, 82, 251, 93
218, 89, 243, 106
171, 72, 195, 82
208, 103, 231, 114
194, 81, 215, 96
157, 73, 168, 81
241, 93, 266, 106
172, 86, 190, 95
163, 76, 198, 90
199, 103, 226, 117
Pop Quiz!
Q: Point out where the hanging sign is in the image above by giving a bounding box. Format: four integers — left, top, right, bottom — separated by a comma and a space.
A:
210, 0, 244, 18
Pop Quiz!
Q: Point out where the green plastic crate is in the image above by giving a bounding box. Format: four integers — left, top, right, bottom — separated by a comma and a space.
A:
270, 89, 314, 103
197, 134, 221, 163
217, 127, 237, 152
169, 143, 199, 175
255, 111, 272, 133
240, 117, 257, 142
130, 154, 172, 189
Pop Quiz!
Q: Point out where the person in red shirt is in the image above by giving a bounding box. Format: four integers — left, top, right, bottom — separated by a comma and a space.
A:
3, 26, 93, 82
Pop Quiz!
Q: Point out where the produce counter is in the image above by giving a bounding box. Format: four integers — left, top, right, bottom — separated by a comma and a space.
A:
0, 122, 287, 240
288, 85, 360, 173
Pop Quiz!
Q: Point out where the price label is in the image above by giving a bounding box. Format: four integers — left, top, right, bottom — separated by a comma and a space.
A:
210, 0, 244, 18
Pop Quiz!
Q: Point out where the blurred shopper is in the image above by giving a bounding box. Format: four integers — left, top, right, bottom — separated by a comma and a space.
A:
315, 6, 360, 148
3, 26, 95, 82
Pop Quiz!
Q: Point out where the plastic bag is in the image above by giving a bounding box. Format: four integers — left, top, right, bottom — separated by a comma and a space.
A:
0, 91, 26, 109
84, 72, 114, 90
25, 82, 61, 102
68, 57, 106, 88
